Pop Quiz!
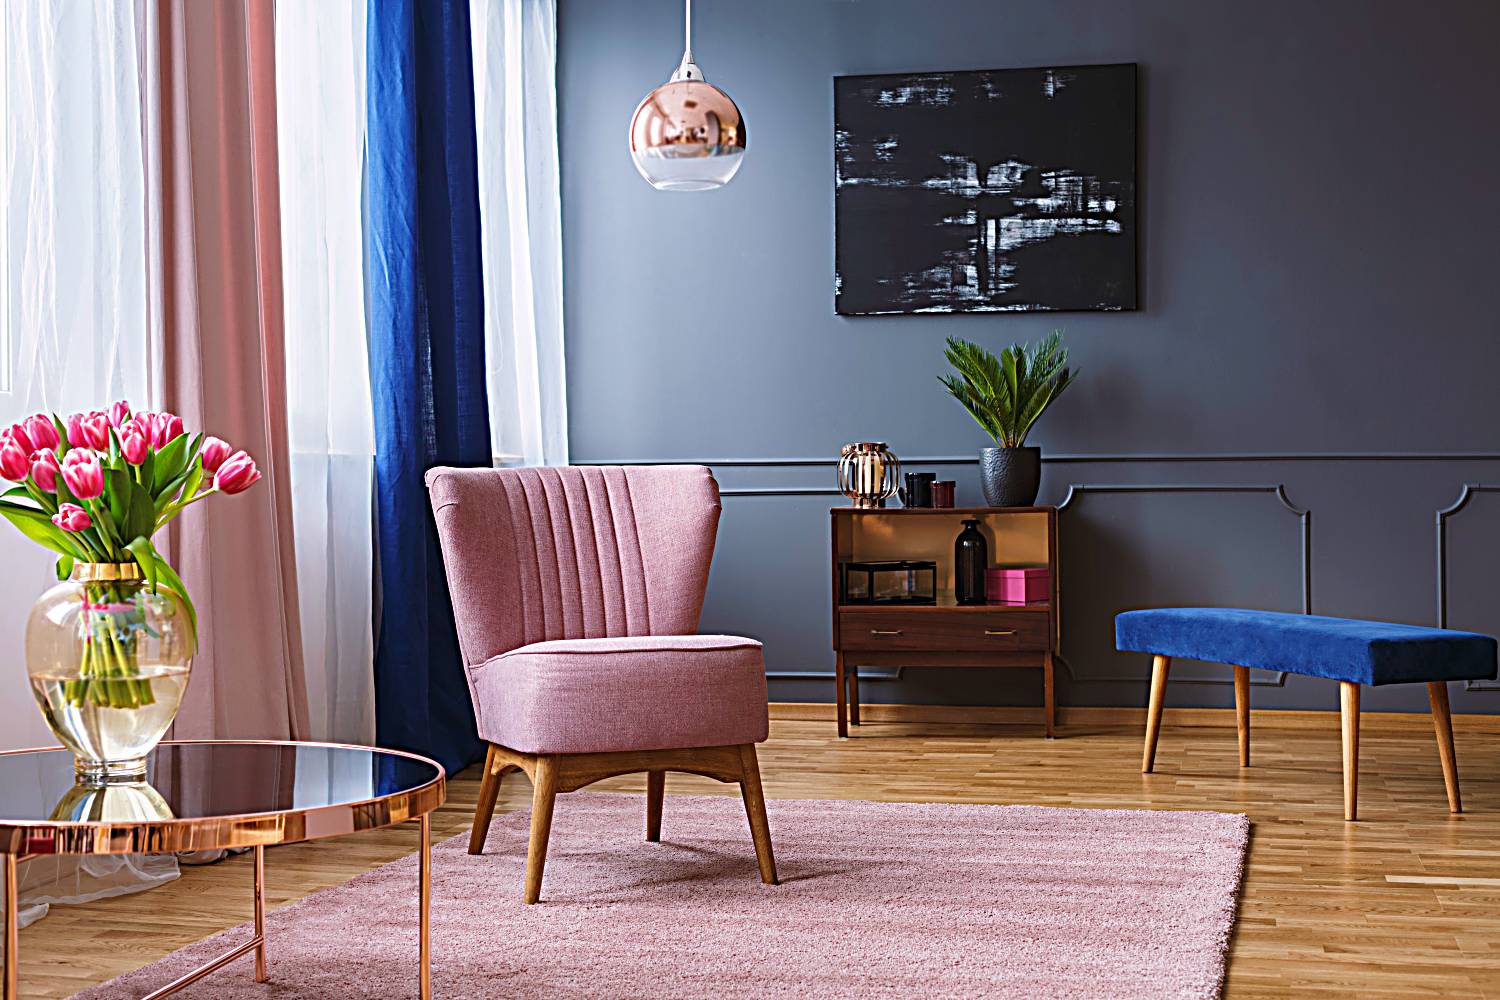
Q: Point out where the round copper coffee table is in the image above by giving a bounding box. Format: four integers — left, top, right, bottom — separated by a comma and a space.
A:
0, 740, 445, 1000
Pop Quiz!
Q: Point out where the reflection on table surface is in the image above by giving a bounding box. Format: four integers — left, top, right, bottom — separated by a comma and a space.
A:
0, 742, 442, 825
49, 780, 175, 822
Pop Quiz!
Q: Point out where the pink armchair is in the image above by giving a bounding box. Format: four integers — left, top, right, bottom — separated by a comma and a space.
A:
425, 464, 777, 902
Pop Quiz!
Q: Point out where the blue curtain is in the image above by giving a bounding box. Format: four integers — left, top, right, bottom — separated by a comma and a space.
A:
365, 0, 490, 774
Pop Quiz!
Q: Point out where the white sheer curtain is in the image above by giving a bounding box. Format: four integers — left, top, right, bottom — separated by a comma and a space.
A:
268, 0, 565, 736
2, 0, 177, 927
471, 0, 569, 467
273, 0, 377, 743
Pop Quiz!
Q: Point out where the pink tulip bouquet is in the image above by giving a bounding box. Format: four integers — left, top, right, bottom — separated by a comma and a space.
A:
0, 403, 260, 710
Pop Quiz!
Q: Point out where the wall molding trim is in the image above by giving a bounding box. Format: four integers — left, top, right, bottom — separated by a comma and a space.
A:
637, 454, 1500, 699
575, 454, 1500, 498
1057, 482, 1311, 614
579, 451, 1500, 469
768, 701, 1500, 731
1436, 484, 1500, 691
1052, 482, 1309, 689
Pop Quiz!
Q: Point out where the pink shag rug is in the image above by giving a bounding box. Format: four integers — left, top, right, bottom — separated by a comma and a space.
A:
75, 793, 1248, 999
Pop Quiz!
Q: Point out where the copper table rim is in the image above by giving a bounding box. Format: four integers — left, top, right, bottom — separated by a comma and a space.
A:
0, 739, 446, 858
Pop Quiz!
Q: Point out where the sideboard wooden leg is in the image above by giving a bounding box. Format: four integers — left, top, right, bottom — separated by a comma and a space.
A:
848, 666, 860, 727
1142, 655, 1171, 773
1043, 652, 1056, 739
834, 653, 848, 739
1427, 681, 1461, 814
1341, 681, 1361, 822
1234, 666, 1251, 767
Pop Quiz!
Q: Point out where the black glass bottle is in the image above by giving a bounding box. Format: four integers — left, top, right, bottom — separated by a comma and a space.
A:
954, 519, 988, 605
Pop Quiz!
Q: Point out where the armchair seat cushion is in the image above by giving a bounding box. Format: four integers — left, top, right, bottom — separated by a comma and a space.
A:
472, 635, 769, 754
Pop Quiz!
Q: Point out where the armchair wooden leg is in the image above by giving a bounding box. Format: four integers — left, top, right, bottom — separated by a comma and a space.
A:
645, 770, 665, 841
1341, 681, 1360, 822
524, 755, 560, 904
1427, 681, 1462, 813
469, 743, 504, 855
1234, 666, 1250, 767
1142, 655, 1171, 773
736, 745, 778, 885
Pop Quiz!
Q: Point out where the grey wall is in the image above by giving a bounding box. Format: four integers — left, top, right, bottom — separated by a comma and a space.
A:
558, 0, 1500, 714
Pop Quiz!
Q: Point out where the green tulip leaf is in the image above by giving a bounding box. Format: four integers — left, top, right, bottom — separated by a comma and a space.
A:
125, 536, 160, 594
125, 481, 157, 543
107, 468, 132, 525
151, 549, 197, 644
0, 506, 84, 559
151, 435, 190, 496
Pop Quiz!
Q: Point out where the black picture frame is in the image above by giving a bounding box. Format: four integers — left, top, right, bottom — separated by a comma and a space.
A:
834, 63, 1138, 316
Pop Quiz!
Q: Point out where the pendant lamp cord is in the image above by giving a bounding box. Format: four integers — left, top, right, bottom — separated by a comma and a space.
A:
683, 0, 694, 64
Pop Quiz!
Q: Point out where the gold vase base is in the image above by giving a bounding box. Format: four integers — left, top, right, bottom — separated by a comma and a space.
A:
73, 756, 148, 785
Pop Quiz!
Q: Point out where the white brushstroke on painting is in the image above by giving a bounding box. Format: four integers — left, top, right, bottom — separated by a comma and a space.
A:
876, 159, 1126, 307
875, 77, 954, 107
1043, 70, 1075, 98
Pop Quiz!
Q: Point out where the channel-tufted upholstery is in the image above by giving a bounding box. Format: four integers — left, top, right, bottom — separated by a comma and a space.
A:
425, 465, 768, 753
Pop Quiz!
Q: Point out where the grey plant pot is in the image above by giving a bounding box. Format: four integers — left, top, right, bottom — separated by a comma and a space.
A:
979, 446, 1041, 507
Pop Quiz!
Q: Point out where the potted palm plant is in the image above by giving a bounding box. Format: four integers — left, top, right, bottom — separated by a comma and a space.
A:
939, 331, 1078, 507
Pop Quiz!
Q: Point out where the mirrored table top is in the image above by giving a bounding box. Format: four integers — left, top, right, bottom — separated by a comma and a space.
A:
0, 741, 445, 856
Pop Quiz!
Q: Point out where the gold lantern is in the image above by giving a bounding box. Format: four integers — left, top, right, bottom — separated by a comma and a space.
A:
837, 443, 900, 509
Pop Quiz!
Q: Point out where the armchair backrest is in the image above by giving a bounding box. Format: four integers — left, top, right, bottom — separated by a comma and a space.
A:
426, 465, 722, 668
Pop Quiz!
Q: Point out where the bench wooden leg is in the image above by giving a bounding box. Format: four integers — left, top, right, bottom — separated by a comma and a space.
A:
1340, 681, 1360, 822
1427, 681, 1462, 813
1142, 655, 1171, 773
1234, 665, 1250, 767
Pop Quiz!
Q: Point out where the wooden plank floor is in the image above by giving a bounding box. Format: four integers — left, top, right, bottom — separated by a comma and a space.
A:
13, 718, 1500, 998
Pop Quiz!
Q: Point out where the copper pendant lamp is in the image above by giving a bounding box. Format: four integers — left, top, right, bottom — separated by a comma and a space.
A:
629, 0, 746, 191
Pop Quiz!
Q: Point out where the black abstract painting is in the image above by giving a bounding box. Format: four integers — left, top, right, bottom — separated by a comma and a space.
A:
835, 63, 1137, 316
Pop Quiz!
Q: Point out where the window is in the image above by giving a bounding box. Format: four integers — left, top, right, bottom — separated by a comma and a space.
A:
0, 11, 12, 394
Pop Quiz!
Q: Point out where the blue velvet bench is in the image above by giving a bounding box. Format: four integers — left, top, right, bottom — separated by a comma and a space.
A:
1116, 607, 1498, 821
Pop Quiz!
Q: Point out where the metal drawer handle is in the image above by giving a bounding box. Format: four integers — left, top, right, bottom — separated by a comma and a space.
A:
984, 629, 1017, 636
870, 629, 903, 636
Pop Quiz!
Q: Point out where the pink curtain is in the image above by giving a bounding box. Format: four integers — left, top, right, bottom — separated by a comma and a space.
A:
154, 0, 309, 740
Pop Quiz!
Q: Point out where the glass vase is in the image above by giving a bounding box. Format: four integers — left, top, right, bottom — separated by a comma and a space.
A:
25, 562, 195, 782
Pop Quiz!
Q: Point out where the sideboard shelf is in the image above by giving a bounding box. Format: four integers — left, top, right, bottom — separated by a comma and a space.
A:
836, 602, 1051, 613
830, 505, 1060, 738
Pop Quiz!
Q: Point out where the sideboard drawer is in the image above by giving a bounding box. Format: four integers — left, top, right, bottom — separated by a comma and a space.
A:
839, 609, 1051, 652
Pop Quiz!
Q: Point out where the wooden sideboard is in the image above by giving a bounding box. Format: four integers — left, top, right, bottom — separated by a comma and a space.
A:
830, 506, 1060, 738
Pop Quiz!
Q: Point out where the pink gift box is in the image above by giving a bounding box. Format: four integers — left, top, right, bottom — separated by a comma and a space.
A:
985, 567, 1049, 605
